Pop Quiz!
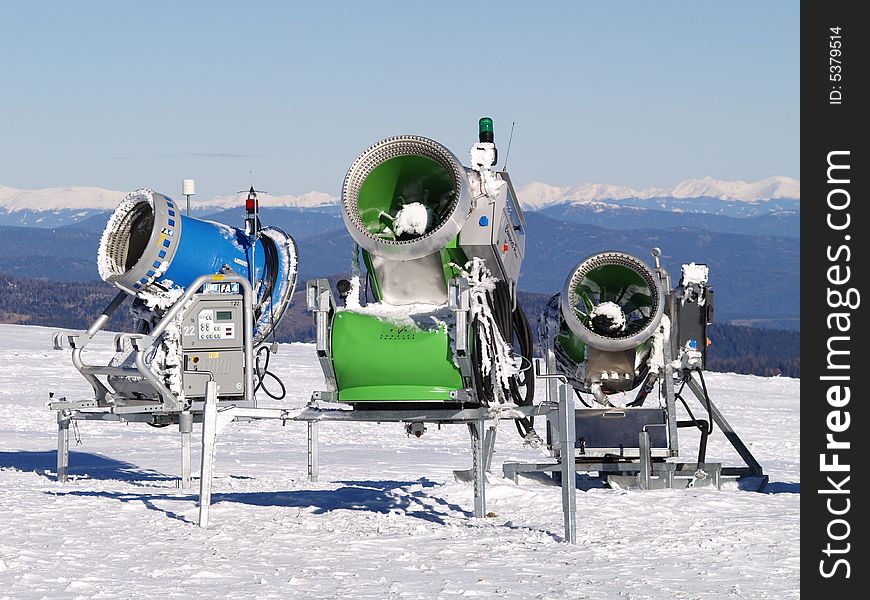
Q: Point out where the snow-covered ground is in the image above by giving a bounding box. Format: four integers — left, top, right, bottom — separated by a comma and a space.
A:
0, 324, 799, 599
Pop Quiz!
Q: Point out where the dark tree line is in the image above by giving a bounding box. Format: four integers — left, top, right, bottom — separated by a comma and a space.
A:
1, 274, 798, 378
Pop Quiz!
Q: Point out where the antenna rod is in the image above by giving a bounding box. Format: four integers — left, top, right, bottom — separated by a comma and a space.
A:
502, 121, 516, 171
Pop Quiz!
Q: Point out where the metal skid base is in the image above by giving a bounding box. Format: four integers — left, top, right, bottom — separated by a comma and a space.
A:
53, 384, 296, 528
297, 401, 558, 524
503, 459, 723, 491
53, 393, 579, 538
500, 360, 767, 541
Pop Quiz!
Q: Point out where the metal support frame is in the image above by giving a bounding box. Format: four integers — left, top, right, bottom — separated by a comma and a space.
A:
198, 382, 219, 528
557, 381, 577, 543
684, 375, 764, 478
483, 425, 497, 472
51, 400, 561, 531
638, 430, 652, 490
57, 411, 70, 484
468, 420, 487, 517
307, 421, 319, 482
307, 279, 338, 392
661, 330, 679, 456
448, 278, 475, 392
179, 411, 193, 489
52, 273, 256, 415
526, 357, 578, 543
297, 402, 559, 528
501, 335, 763, 539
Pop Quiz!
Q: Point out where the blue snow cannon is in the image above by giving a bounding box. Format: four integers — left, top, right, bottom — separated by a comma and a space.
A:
97, 188, 297, 343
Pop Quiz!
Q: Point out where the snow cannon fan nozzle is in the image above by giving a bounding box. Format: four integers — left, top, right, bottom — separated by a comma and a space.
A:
97, 188, 298, 344
551, 251, 666, 395
341, 136, 472, 261
560, 251, 665, 353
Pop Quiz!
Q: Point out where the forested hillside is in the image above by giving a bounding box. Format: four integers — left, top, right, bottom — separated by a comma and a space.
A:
1, 274, 799, 377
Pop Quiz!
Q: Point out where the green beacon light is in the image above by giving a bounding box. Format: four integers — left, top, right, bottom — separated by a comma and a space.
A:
479, 117, 494, 143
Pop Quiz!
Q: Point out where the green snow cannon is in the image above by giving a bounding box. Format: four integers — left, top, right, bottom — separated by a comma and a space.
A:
542, 251, 667, 400
308, 120, 535, 420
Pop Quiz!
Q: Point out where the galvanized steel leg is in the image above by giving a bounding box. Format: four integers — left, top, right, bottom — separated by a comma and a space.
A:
307, 421, 319, 482
483, 425, 497, 473
198, 381, 219, 529
558, 382, 577, 543
57, 412, 70, 484
469, 420, 486, 518
179, 411, 193, 489
638, 430, 652, 490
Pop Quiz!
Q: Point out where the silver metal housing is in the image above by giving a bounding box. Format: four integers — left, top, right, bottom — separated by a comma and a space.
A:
341, 135, 472, 261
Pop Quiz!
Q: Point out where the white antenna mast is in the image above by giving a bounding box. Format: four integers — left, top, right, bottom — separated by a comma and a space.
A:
182, 179, 196, 216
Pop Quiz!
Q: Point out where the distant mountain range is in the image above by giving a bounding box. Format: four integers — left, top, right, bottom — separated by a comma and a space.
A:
0, 176, 800, 331
1, 175, 799, 227
0, 209, 800, 330
518, 176, 799, 207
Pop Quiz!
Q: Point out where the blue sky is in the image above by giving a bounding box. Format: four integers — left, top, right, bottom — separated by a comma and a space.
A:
0, 1, 799, 200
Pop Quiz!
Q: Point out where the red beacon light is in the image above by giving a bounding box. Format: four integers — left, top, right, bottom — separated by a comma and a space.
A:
239, 185, 266, 236
244, 186, 259, 214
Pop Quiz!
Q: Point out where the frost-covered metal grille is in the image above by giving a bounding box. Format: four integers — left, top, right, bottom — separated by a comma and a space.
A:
342, 135, 465, 247
98, 194, 152, 279
562, 252, 664, 350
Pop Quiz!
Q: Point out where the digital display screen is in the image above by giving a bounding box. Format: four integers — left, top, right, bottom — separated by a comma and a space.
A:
216, 310, 233, 321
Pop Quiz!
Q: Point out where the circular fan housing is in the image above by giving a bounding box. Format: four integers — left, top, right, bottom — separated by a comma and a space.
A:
341, 136, 471, 261
560, 251, 665, 352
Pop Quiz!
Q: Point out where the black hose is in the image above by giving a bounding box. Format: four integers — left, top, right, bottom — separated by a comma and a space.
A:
573, 388, 592, 408
253, 234, 280, 324
692, 367, 715, 436
675, 371, 713, 436
253, 344, 287, 400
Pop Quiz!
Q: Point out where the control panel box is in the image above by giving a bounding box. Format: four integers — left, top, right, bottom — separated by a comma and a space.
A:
180, 294, 246, 398
459, 171, 526, 286
182, 350, 245, 398
180, 294, 244, 350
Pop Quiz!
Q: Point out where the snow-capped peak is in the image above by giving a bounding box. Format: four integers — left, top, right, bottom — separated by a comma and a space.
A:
0, 184, 338, 213
0, 184, 127, 212
666, 176, 800, 201
518, 182, 639, 209
2, 176, 798, 215
202, 190, 338, 210
516, 176, 800, 210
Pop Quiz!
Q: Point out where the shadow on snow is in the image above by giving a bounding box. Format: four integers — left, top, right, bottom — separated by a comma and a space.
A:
758, 481, 800, 494
0, 450, 173, 483
47, 478, 472, 526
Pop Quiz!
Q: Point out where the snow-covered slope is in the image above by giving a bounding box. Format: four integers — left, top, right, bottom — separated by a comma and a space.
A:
0, 323, 800, 599
518, 176, 800, 210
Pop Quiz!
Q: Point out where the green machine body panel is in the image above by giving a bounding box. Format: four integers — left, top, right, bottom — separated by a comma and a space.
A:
331, 311, 464, 403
